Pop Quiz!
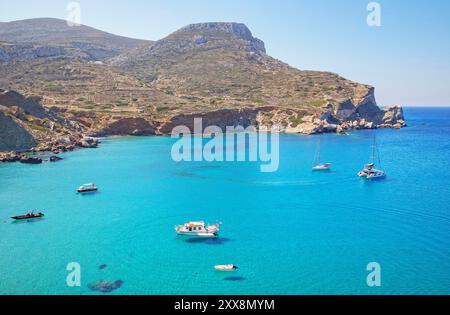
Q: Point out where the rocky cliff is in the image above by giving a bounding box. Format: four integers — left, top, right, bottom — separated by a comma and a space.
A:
0, 89, 98, 161
0, 110, 36, 151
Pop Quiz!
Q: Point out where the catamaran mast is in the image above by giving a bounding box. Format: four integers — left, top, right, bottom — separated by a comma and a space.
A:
372, 133, 382, 168
317, 139, 321, 164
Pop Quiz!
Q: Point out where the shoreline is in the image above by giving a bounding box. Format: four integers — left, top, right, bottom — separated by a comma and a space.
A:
0, 124, 405, 164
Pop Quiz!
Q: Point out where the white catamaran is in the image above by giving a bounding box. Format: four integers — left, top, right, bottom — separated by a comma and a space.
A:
312, 139, 332, 171
358, 134, 386, 180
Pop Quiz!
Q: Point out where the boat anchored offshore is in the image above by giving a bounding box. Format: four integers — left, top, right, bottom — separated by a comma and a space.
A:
11, 211, 44, 220
312, 163, 332, 171
77, 183, 98, 193
312, 139, 332, 171
358, 163, 386, 179
175, 221, 220, 237
358, 134, 386, 180
214, 264, 238, 271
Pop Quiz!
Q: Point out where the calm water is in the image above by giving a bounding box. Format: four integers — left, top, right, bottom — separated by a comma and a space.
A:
0, 108, 449, 295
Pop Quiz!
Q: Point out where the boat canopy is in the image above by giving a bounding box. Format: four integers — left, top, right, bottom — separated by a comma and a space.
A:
187, 221, 205, 227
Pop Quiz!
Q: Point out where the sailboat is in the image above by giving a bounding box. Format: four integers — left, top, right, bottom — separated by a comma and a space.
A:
358, 134, 386, 180
312, 139, 332, 171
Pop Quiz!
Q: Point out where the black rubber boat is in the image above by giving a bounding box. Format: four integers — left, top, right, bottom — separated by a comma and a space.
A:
11, 212, 45, 220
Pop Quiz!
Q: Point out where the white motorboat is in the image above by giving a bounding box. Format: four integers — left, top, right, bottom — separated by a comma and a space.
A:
214, 264, 238, 271
312, 139, 332, 171
175, 221, 220, 237
358, 135, 386, 180
77, 183, 98, 193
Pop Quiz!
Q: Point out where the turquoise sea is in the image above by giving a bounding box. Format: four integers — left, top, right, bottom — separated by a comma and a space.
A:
0, 107, 449, 295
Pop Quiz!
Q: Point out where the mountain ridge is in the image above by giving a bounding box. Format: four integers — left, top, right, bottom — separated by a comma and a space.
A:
0, 18, 152, 61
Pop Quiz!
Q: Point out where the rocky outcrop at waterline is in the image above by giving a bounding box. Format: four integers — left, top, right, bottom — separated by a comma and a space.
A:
158, 107, 274, 134
0, 89, 99, 162
94, 117, 157, 136
157, 101, 406, 135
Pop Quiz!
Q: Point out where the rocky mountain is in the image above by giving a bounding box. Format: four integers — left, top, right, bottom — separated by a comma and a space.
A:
0, 18, 151, 61
111, 22, 405, 133
0, 19, 405, 158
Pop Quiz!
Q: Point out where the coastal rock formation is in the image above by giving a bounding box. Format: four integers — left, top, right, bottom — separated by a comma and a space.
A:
49, 155, 63, 162
96, 117, 157, 136
159, 107, 273, 134
0, 152, 22, 162
0, 89, 100, 160
20, 156, 42, 164
0, 111, 37, 151
380, 106, 406, 128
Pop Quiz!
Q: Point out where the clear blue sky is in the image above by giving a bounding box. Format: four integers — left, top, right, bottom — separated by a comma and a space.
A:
1, 0, 449, 106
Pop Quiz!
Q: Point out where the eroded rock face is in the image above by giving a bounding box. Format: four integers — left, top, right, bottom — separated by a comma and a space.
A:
157, 100, 406, 136
0, 111, 37, 151
0, 89, 49, 119
0, 43, 64, 62
159, 107, 274, 134
95, 117, 157, 136
380, 106, 406, 128
178, 22, 266, 53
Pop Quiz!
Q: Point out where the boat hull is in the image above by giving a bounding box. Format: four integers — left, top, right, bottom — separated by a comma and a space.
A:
11, 214, 44, 220
312, 164, 332, 171
176, 231, 217, 237
214, 265, 238, 271
77, 188, 98, 193
358, 171, 386, 180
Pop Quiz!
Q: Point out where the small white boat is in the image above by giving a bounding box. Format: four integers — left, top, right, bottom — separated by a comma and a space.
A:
175, 221, 220, 237
214, 264, 238, 271
312, 139, 332, 171
77, 183, 98, 193
312, 163, 332, 171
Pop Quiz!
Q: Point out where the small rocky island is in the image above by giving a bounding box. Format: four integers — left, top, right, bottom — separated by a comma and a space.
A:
0, 20, 406, 163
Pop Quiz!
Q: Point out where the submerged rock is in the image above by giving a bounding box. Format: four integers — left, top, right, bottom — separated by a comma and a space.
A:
223, 276, 245, 281
88, 280, 123, 293
49, 155, 63, 162
99, 264, 107, 270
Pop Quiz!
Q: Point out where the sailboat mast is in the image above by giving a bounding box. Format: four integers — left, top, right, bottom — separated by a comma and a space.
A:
372, 133, 382, 168
372, 134, 376, 163
317, 139, 321, 164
